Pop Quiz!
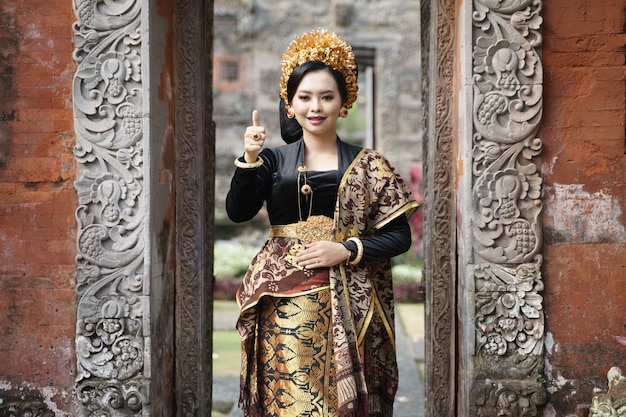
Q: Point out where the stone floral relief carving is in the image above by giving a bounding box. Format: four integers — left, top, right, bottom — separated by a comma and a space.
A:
470, 379, 547, 417
0, 400, 55, 417
72, 0, 146, 415
474, 258, 544, 358
589, 367, 626, 417
0, 387, 56, 417
472, 0, 543, 265
470, 0, 545, 414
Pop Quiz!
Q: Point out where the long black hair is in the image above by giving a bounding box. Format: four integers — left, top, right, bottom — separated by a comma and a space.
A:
279, 61, 351, 143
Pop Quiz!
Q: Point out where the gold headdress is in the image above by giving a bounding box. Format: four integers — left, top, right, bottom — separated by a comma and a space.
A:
280, 29, 358, 109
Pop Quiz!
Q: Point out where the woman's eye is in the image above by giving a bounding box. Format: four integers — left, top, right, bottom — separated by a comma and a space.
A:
298, 95, 309, 100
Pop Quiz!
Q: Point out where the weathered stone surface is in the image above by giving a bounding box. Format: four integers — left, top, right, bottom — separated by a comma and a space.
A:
589, 367, 626, 417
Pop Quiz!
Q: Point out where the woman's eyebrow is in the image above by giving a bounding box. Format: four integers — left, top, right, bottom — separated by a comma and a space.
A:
297, 89, 336, 94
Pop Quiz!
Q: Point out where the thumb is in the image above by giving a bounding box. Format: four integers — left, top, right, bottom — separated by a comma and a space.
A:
252, 109, 260, 127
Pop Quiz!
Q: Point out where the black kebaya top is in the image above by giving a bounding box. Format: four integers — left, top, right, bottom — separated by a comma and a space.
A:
226, 138, 412, 261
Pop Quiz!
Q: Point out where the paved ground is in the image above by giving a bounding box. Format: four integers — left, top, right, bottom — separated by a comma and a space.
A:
394, 313, 425, 417
212, 308, 425, 417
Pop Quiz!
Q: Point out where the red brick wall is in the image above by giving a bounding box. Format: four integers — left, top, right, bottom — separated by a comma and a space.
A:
0, 0, 76, 413
542, 0, 626, 413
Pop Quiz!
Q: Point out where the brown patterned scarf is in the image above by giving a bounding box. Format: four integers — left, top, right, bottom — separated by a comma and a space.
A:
330, 149, 419, 416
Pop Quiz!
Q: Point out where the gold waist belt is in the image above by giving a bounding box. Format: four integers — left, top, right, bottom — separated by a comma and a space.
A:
269, 215, 334, 242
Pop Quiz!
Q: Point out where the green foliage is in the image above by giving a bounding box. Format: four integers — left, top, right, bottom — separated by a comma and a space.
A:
336, 102, 366, 144
392, 255, 424, 303
392, 251, 424, 270
213, 241, 258, 280
391, 264, 423, 282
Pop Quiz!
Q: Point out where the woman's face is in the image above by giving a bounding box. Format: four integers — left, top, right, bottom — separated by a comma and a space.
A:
291, 69, 343, 139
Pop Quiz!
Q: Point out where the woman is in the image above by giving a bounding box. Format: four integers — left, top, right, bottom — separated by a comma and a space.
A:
226, 29, 419, 417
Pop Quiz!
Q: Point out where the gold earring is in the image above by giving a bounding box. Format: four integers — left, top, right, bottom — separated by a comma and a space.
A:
339, 107, 348, 118
286, 106, 295, 119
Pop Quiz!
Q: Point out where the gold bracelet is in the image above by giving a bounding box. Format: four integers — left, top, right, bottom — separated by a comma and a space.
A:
234, 156, 264, 169
346, 237, 363, 265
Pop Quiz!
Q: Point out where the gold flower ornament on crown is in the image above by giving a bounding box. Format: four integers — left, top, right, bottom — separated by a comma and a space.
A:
280, 29, 359, 109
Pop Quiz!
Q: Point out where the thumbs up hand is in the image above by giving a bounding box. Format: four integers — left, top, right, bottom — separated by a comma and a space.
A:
244, 110, 266, 163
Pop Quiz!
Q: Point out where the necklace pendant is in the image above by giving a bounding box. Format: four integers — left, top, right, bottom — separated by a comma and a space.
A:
300, 184, 312, 195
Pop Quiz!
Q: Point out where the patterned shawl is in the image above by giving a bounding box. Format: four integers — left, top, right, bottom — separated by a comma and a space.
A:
330, 149, 419, 416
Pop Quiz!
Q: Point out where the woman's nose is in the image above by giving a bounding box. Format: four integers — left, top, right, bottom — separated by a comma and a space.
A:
310, 98, 322, 111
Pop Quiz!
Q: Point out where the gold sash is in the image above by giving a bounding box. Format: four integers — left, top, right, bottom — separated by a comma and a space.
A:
269, 215, 334, 242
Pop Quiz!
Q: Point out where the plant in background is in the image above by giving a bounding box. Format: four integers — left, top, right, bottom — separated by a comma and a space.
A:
214, 241, 258, 279
214, 241, 259, 300
392, 254, 424, 303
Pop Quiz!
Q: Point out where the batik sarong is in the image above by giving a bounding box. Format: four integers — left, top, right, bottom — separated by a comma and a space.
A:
256, 289, 338, 416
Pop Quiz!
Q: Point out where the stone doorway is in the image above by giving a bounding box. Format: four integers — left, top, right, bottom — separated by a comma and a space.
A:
72, 0, 545, 415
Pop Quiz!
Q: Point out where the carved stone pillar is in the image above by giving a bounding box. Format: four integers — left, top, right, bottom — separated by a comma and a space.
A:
460, 0, 546, 416
422, 0, 545, 415
71, 0, 214, 414
72, 0, 150, 414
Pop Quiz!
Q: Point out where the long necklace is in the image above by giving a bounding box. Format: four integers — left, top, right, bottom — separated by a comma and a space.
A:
297, 164, 313, 222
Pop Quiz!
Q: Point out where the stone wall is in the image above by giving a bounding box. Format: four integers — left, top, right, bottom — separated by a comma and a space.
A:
0, 0, 76, 414
541, 0, 626, 413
